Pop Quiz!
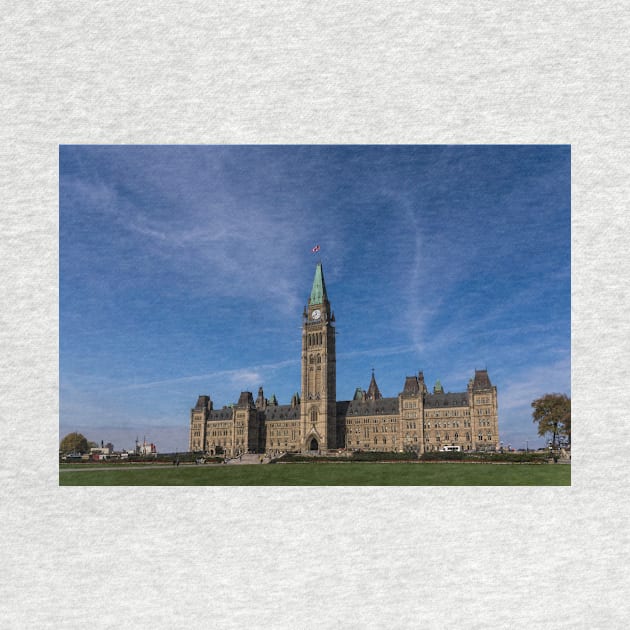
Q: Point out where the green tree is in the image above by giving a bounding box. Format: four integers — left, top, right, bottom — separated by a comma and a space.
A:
531, 394, 571, 450
60, 432, 89, 454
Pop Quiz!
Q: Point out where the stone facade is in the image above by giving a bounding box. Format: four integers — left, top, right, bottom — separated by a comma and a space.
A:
189, 263, 499, 455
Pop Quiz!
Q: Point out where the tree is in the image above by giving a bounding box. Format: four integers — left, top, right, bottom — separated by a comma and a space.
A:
60, 432, 89, 454
531, 394, 571, 450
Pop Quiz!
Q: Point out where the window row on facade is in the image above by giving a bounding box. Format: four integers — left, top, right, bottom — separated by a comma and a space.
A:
426, 409, 470, 417
306, 332, 324, 347
424, 420, 472, 429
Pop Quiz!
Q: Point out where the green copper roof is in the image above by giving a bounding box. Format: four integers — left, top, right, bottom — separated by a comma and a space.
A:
309, 262, 328, 305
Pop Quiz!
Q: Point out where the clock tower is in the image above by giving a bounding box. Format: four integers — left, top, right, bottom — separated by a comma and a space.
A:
300, 262, 336, 452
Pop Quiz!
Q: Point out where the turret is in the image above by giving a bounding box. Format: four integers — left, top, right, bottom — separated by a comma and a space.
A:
256, 386, 266, 410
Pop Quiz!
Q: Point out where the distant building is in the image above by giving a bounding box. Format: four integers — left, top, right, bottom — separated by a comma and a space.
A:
139, 441, 157, 456
90, 442, 113, 460
133, 437, 157, 456
190, 263, 499, 455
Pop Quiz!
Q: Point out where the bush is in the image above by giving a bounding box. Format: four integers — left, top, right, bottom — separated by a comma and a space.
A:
268, 451, 419, 464
270, 453, 336, 464
419, 451, 548, 463
351, 451, 418, 462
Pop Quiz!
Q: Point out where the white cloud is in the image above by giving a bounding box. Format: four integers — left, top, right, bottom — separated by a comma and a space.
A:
499, 356, 571, 414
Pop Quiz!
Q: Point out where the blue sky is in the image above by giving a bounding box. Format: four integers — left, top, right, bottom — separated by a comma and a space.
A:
60, 145, 570, 452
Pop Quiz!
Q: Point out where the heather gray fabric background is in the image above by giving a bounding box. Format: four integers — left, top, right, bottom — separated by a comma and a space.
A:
1, 2, 629, 628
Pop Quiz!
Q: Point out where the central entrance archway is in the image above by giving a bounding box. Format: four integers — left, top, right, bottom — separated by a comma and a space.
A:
308, 437, 319, 451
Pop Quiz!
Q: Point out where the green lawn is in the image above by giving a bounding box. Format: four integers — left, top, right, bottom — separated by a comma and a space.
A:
59, 462, 570, 486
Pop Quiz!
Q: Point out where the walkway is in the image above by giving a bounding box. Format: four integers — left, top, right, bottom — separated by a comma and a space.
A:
224, 453, 272, 465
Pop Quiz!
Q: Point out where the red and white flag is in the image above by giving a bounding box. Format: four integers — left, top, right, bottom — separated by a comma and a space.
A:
311, 244, 321, 253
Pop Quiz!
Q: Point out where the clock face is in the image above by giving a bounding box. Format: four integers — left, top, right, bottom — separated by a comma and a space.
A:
311, 309, 321, 320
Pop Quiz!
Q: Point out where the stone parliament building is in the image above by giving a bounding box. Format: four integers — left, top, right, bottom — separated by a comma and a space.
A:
189, 263, 499, 456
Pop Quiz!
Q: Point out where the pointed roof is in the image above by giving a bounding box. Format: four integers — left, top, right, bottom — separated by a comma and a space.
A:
402, 376, 420, 394
366, 370, 382, 400
472, 370, 492, 390
237, 391, 254, 408
194, 395, 210, 410
309, 262, 328, 305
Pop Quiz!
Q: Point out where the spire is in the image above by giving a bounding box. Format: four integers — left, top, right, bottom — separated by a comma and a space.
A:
366, 369, 382, 400
309, 262, 328, 306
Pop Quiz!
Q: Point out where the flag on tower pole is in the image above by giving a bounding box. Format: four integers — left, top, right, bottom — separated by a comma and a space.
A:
311, 244, 320, 253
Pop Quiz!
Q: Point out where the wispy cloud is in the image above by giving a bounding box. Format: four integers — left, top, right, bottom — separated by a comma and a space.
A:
499, 355, 571, 413
62, 152, 314, 312
60, 146, 570, 453
337, 344, 414, 360
89, 358, 300, 392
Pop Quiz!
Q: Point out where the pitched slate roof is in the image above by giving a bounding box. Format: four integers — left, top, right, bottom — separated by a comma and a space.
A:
402, 376, 420, 394
207, 408, 234, 421
472, 370, 492, 390
424, 392, 469, 408
194, 395, 210, 411
237, 391, 254, 407
263, 404, 301, 421
337, 397, 399, 417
